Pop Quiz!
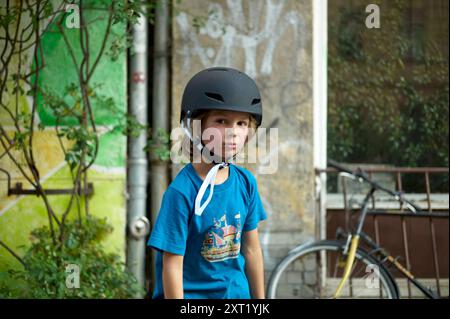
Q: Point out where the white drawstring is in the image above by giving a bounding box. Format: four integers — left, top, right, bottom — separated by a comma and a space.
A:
194, 162, 228, 216
182, 114, 231, 216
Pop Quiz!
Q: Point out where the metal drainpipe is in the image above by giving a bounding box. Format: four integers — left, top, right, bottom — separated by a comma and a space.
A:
127, 7, 150, 297
150, 0, 170, 293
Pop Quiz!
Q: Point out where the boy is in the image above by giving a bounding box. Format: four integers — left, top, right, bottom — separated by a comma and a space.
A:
148, 67, 267, 299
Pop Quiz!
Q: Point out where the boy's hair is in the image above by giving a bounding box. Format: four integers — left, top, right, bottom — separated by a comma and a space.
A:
181, 110, 257, 162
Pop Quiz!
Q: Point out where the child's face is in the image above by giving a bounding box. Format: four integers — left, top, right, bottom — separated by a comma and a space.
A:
201, 110, 251, 160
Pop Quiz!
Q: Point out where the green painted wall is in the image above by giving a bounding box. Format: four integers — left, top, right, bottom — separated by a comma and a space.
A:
0, 2, 128, 274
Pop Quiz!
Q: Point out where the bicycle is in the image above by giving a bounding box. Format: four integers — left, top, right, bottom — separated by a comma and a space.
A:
266, 159, 448, 299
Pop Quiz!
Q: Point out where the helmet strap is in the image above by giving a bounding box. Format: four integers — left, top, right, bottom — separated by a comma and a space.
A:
181, 116, 234, 166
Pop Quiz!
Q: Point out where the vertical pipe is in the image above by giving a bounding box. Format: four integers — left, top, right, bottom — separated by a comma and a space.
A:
150, 0, 170, 294
313, 0, 328, 292
313, 0, 328, 240
127, 6, 148, 296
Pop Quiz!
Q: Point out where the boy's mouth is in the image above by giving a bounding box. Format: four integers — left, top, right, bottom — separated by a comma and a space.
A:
224, 143, 237, 150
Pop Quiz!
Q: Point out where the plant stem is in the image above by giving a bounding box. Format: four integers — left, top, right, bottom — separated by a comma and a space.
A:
0, 240, 27, 269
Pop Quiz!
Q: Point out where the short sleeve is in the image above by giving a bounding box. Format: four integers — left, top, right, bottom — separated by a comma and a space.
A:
243, 177, 267, 232
147, 187, 191, 255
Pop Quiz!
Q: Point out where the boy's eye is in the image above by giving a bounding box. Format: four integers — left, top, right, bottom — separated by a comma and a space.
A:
238, 121, 249, 127
216, 119, 226, 124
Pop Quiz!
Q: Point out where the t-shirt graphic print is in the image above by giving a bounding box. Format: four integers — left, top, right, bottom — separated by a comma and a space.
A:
201, 212, 242, 262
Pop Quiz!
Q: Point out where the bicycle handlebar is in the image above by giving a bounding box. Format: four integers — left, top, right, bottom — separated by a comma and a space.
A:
327, 159, 423, 213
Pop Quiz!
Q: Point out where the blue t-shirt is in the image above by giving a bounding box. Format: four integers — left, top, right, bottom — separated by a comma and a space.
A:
147, 162, 267, 299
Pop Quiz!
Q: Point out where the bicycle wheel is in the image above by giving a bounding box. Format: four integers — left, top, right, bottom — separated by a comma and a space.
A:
266, 240, 399, 299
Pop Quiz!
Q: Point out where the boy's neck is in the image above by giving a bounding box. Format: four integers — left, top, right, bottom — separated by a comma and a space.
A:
192, 162, 230, 185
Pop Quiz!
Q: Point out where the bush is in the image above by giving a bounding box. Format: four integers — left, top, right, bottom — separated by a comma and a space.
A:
328, 0, 449, 192
0, 216, 144, 298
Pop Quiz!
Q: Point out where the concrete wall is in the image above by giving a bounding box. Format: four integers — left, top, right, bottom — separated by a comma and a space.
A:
170, 0, 316, 295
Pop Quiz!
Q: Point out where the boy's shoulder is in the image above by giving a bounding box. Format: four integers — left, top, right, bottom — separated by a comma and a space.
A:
232, 164, 258, 190
165, 164, 197, 198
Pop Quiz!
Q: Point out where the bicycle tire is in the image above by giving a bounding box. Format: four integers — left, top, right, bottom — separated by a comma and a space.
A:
266, 240, 399, 299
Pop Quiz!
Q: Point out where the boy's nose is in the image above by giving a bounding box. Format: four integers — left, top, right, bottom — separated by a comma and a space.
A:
225, 126, 238, 137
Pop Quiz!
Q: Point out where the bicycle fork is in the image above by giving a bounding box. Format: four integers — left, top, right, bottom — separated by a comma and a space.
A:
332, 187, 376, 299
332, 235, 360, 298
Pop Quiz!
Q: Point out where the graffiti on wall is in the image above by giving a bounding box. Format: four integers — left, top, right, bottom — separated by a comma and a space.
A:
176, 0, 306, 79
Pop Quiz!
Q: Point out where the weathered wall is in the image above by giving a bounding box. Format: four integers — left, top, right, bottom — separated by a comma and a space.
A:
0, 6, 127, 273
170, 0, 315, 294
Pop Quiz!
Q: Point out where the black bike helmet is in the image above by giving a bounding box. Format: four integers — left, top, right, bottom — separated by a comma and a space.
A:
180, 67, 262, 126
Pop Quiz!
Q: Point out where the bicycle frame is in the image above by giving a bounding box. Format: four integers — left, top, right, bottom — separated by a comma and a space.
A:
333, 186, 440, 299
